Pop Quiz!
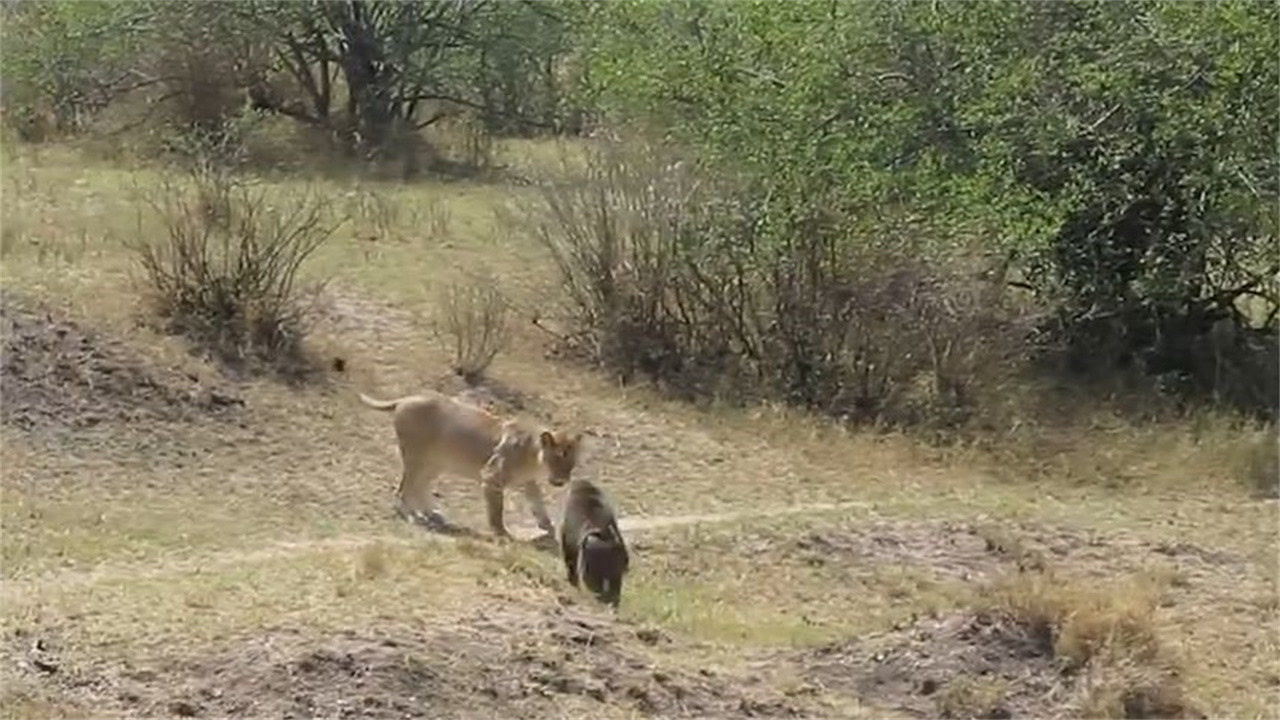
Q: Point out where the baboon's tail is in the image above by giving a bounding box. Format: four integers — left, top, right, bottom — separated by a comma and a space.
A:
358, 392, 401, 411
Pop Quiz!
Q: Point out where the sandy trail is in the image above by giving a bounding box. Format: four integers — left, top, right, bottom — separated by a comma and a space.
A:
2, 500, 871, 603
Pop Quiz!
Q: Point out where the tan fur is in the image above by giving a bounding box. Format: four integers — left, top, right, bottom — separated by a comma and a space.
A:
359, 391, 584, 538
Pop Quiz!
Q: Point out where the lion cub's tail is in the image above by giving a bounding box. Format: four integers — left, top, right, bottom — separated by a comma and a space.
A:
358, 392, 401, 411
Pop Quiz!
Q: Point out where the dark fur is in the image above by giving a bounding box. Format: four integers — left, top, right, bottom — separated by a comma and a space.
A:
558, 478, 629, 607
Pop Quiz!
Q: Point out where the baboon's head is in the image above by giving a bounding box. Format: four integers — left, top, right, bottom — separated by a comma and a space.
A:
539, 430, 584, 487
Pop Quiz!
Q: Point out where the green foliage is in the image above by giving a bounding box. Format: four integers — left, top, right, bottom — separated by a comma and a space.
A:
243, 0, 493, 161
466, 1, 583, 135
7, 0, 1275, 416
573, 0, 1279, 417
0, 1, 151, 135
524, 140, 1024, 426
579, 1, 1275, 249
3, 0, 586, 158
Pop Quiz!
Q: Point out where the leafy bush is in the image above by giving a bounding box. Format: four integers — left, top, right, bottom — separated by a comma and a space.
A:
0, 2, 265, 132
576, 0, 1279, 420
524, 138, 1028, 427
431, 273, 513, 384
0, 1, 150, 138
129, 165, 335, 378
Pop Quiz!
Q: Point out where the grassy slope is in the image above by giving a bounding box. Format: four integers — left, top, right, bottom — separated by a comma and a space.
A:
1, 142, 1276, 719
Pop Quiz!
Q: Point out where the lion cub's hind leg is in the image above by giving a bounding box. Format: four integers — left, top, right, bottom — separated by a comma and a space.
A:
409, 468, 453, 531
395, 442, 450, 531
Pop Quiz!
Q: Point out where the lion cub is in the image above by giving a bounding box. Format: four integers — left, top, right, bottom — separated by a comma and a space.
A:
359, 391, 584, 539
559, 478, 630, 608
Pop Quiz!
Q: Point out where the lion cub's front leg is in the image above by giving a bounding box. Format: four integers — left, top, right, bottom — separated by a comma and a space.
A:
481, 451, 514, 540
522, 479, 555, 536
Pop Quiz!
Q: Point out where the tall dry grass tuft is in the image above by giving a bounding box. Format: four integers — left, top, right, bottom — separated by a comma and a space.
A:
1238, 428, 1279, 498
984, 570, 1198, 719
127, 164, 337, 379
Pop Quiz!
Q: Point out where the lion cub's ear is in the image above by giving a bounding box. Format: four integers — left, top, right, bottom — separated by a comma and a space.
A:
539, 430, 556, 449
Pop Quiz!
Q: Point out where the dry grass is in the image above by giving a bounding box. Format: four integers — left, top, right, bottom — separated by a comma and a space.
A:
1238, 428, 1280, 498
1079, 655, 1199, 720
986, 571, 1160, 668
939, 675, 1011, 719
984, 569, 1197, 718
0, 141, 1276, 719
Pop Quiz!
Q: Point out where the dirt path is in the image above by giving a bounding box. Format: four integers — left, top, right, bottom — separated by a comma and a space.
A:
3, 500, 871, 604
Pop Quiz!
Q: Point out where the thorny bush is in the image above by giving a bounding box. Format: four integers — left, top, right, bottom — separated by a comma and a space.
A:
129, 165, 336, 379
432, 272, 513, 384
524, 139, 1031, 429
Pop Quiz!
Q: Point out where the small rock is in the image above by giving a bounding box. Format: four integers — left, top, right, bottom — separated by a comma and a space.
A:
635, 627, 665, 645
169, 699, 201, 717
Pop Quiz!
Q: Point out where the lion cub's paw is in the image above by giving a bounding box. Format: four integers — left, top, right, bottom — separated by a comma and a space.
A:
420, 509, 451, 528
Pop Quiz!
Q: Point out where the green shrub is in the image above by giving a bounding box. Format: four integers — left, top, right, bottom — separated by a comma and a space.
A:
575, 0, 1279, 420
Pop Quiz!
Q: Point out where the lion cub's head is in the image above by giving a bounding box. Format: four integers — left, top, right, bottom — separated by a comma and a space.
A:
539, 431, 584, 487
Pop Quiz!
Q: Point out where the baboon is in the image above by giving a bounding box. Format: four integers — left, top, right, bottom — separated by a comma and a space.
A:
559, 478, 630, 607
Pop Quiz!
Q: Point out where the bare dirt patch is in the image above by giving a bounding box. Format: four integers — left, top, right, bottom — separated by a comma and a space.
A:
0, 293, 243, 433
431, 370, 544, 419
12, 607, 806, 720
798, 608, 1200, 720
757, 515, 1246, 586
800, 611, 1063, 719
700, 518, 1037, 588
316, 285, 420, 340
789, 520, 1011, 581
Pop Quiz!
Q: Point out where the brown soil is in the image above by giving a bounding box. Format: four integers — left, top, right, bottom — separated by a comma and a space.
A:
788, 520, 1010, 580
798, 606, 1206, 720
0, 294, 243, 433
316, 286, 419, 339
431, 371, 542, 419
12, 607, 807, 720
799, 610, 1066, 719
0, 283, 1252, 719
756, 516, 1241, 584
713, 519, 1032, 585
